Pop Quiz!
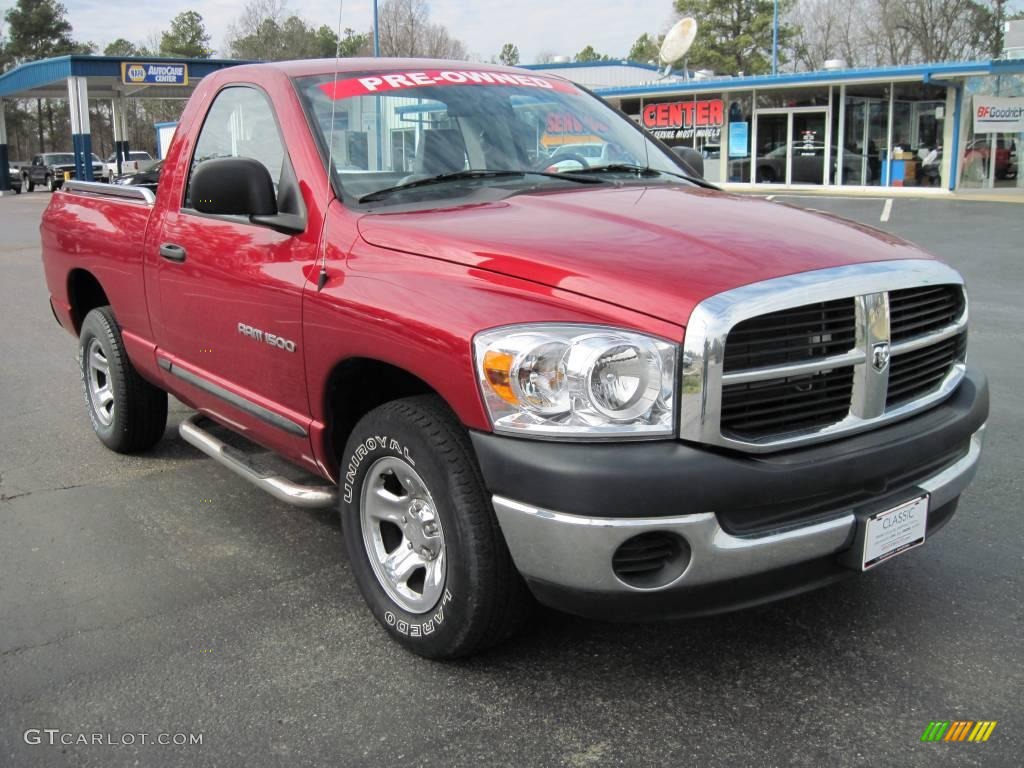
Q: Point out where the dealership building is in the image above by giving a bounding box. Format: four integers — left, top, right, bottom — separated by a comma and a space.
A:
528, 58, 1024, 193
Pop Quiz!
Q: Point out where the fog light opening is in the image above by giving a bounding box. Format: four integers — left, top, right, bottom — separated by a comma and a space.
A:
612, 532, 691, 590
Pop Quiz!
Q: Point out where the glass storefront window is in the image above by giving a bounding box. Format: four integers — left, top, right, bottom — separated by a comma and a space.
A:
757, 87, 830, 109
636, 93, 727, 181
841, 84, 889, 186
725, 92, 752, 183
959, 75, 1024, 190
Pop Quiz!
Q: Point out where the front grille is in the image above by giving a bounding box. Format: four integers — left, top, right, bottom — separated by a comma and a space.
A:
721, 366, 854, 440
705, 277, 967, 448
723, 298, 857, 373
887, 333, 967, 408
889, 285, 964, 342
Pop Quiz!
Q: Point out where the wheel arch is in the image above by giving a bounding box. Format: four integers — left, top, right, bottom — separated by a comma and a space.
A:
323, 357, 452, 470
67, 269, 110, 334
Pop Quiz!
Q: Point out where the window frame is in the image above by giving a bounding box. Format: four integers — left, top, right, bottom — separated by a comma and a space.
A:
180, 82, 295, 227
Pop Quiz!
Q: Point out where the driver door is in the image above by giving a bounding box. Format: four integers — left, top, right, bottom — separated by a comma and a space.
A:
149, 86, 319, 462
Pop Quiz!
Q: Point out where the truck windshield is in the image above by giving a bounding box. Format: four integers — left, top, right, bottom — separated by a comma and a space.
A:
294, 69, 689, 204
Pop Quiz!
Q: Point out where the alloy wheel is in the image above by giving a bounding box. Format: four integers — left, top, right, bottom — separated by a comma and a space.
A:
360, 456, 446, 614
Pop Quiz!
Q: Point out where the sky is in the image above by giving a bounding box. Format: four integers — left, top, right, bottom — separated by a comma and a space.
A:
25, 0, 679, 64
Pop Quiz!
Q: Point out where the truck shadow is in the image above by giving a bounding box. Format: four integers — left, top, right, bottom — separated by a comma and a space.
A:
456, 564, 950, 683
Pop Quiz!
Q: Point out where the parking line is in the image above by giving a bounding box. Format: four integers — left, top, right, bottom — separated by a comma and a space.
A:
880, 198, 893, 222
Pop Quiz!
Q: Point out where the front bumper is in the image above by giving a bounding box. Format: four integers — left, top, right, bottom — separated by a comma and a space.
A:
472, 368, 988, 620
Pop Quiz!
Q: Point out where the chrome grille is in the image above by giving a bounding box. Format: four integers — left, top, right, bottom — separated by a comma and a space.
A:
722, 298, 857, 372
887, 332, 968, 408
721, 367, 854, 440
680, 261, 969, 453
889, 285, 965, 342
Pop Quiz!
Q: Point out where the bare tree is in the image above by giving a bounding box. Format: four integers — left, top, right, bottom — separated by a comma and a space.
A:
892, 0, 993, 62
224, 0, 290, 51
377, 0, 467, 59
791, 0, 867, 69
790, 0, 997, 69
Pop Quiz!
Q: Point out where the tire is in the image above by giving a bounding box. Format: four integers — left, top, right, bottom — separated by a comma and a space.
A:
46, 175, 55, 192
340, 395, 532, 659
756, 166, 776, 184
78, 307, 168, 453
25, 176, 34, 192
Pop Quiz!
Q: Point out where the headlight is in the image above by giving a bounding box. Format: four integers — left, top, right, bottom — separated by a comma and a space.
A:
474, 324, 676, 439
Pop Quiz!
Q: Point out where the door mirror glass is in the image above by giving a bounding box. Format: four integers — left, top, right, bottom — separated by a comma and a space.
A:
671, 146, 704, 178
191, 157, 277, 217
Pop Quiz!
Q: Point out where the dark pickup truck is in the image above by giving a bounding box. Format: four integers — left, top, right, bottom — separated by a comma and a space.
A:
40, 58, 988, 658
24, 152, 103, 192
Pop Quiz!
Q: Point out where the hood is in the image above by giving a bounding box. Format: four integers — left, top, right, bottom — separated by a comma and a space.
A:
357, 185, 931, 327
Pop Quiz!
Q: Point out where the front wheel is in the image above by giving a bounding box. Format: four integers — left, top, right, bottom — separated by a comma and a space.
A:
78, 307, 168, 453
46, 175, 55, 192
25, 176, 34, 192
340, 395, 531, 658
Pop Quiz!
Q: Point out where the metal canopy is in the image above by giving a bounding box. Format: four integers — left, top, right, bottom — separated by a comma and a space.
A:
0, 55, 253, 194
0, 54, 253, 99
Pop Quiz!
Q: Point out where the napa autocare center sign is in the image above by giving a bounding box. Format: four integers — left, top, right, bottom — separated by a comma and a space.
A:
641, 99, 725, 142
973, 96, 1024, 133
121, 62, 188, 86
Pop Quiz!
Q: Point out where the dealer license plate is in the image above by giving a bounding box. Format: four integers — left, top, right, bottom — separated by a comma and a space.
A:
862, 495, 929, 570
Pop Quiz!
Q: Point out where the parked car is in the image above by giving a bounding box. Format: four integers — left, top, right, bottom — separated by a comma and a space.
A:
963, 138, 1014, 181
40, 59, 988, 659
730, 142, 871, 184
102, 151, 154, 181
6, 164, 22, 193
23, 152, 104, 192
112, 159, 163, 192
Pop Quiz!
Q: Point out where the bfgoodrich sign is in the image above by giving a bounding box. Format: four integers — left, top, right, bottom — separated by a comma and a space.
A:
973, 95, 1024, 133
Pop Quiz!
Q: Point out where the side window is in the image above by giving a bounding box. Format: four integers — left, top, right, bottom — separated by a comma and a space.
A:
186, 87, 285, 209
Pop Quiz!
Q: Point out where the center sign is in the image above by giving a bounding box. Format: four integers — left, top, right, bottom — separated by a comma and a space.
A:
641, 98, 724, 143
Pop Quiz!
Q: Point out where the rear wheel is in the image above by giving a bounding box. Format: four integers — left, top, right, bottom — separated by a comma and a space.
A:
340, 395, 531, 658
78, 307, 168, 453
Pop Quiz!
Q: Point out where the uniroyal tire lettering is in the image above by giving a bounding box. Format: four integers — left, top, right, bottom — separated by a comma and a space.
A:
380, 590, 453, 639
344, 436, 416, 503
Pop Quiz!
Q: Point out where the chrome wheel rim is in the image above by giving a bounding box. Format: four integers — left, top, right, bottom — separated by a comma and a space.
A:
360, 456, 446, 614
85, 337, 115, 427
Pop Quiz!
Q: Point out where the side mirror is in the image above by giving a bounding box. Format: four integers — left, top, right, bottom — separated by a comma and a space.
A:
671, 146, 704, 179
191, 157, 276, 216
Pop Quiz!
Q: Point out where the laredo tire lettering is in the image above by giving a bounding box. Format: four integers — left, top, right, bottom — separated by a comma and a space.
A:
379, 590, 453, 639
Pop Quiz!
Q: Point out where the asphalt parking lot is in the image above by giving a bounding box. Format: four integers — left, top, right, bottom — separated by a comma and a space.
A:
1, 189, 1021, 767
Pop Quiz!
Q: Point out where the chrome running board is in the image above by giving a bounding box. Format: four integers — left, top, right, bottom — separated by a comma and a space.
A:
179, 414, 337, 509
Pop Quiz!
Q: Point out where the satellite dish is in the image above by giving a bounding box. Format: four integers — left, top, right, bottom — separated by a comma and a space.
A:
660, 17, 697, 64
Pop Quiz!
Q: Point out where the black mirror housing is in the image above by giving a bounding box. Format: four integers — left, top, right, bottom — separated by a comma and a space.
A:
191, 157, 276, 216
671, 146, 705, 179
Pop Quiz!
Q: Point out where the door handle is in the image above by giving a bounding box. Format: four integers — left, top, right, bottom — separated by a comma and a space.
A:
159, 243, 187, 263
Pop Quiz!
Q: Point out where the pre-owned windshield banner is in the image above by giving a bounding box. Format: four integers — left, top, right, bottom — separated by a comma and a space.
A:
320, 70, 579, 99
973, 96, 1024, 134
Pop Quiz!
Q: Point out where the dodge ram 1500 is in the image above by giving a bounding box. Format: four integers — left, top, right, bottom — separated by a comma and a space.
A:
40, 59, 988, 658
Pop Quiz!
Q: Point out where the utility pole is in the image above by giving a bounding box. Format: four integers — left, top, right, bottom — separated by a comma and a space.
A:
373, 0, 381, 57
772, 0, 779, 75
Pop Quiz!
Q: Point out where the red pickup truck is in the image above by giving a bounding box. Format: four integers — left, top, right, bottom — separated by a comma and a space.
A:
41, 59, 988, 658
